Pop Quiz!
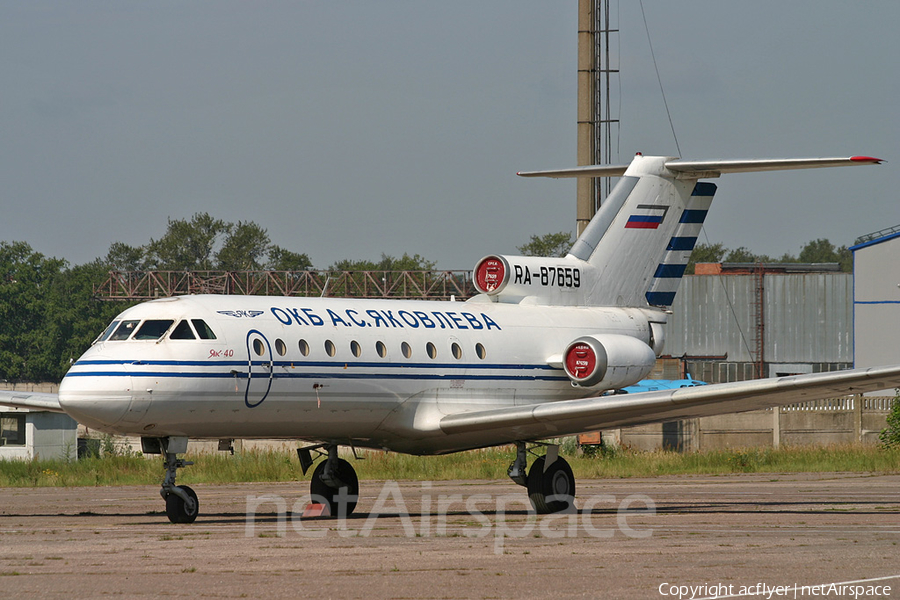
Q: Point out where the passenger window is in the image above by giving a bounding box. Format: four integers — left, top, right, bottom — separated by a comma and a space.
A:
376, 341, 387, 358
96, 320, 120, 343
299, 339, 310, 356
170, 320, 196, 340
109, 320, 140, 341
253, 339, 265, 356
451, 342, 462, 360
134, 320, 174, 340
426, 342, 437, 359
401, 342, 412, 359
350, 340, 361, 357
475, 343, 486, 360
192, 319, 217, 340
325, 340, 336, 357
275, 339, 287, 356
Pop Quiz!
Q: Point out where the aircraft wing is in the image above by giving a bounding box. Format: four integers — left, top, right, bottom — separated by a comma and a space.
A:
440, 365, 900, 440
0, 391, 64, 413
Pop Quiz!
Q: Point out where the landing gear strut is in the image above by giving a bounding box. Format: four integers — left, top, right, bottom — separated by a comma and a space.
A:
508, 442, 576, 514
298, 444, 359, 517
144, 436, 199, 524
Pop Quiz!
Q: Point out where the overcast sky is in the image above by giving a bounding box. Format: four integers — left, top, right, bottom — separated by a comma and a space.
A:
1, 2, 897, 270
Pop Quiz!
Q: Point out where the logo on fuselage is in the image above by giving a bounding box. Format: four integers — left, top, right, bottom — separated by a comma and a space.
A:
218, 310, 265, 318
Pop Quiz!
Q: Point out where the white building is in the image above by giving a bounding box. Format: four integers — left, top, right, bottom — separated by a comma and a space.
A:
851, 227, 900, 382
0, 405, 78, 461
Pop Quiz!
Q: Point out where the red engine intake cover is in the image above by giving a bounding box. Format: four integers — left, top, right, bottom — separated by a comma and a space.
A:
474, 256, 508, 294
565, 342, 597, 381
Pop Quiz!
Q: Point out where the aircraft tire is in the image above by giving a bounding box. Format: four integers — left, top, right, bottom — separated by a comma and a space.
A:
527, 455, 576, 514
165, 485, 199, 524
310, 458, 359, 517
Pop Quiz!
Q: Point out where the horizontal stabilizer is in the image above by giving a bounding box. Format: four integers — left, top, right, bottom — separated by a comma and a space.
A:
517, 156, 882, 180
518, 164, 630, 178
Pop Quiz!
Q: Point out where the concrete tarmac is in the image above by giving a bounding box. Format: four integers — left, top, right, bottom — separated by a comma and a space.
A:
1, 473, 899, 599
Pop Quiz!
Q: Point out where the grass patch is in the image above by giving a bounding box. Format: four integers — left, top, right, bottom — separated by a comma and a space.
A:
0, 443, 898, 488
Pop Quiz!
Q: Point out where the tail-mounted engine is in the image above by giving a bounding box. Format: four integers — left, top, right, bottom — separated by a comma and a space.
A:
563, 334, 656, 389
473, 254, 593, 305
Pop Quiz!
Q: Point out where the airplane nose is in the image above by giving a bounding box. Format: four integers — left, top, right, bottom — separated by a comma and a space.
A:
58, 373, 133, 432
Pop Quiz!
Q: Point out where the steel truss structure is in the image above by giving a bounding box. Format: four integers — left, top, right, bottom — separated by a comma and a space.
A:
94, 270, 476, 301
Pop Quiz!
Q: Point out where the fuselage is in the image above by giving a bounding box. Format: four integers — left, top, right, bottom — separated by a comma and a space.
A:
58, 294, 659, 454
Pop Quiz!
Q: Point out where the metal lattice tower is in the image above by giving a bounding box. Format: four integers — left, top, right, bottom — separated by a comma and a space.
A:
577, 0, 619, 235
594, 0, 619, 208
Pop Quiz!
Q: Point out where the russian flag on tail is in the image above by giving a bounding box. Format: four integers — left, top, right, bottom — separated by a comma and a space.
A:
625, 205, 669, 229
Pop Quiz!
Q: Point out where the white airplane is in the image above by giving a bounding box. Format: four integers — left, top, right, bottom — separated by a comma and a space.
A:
4, 153, 898, 524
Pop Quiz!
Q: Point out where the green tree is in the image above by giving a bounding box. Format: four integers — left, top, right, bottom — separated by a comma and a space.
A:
798, 238, 852, 272
328, 253, 437, 298
879, 389, 900, 449
517, 231, 573, 258
330, 253, 436, 272
104, 242, 146, 271
686, 242, 727, 274
0, 242, 66, 381
267, 246, 313, 271
145, 213, 230, 270
43, 259, 133, 379
723, 246, 771, 263
216, 221, 271, 271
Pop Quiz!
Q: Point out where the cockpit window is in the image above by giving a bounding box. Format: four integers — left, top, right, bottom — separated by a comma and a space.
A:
133, 319, 175, 340
169, 320, 196, 340
192, 319, 217, 340
96, 320, 120, 343
109, 320, 140, 341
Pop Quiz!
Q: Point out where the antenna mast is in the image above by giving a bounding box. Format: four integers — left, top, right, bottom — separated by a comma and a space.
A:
577, 0, 619, 236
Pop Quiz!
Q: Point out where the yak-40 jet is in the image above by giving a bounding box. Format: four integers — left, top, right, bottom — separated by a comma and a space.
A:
4, 153, 898, 523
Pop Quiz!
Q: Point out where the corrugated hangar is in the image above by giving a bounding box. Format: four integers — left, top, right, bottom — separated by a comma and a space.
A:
657, 224, 900, 387
610, 227, 899, 451
663, 263, 852, 383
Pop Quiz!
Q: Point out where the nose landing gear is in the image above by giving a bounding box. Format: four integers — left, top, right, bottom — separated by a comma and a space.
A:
143, 436, 199, 524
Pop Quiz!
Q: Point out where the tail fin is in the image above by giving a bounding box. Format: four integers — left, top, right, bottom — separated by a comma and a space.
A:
644, 181, 715, 306
516, 154, 880, 308
561, 155, 714, 307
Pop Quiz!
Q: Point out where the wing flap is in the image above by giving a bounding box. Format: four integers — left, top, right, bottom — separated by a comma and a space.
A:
439, 365, 900, 439
0, 391, 64, 413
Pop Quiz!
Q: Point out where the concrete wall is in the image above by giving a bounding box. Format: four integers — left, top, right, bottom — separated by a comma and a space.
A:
607, 395, 895, 451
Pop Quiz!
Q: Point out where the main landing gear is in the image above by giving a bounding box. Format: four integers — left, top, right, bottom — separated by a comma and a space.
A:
297, 442, 574, 517
141, 437, 572, 523
142, 436, 199, 524
508, 441, 576, 514
298, 444, 360, 517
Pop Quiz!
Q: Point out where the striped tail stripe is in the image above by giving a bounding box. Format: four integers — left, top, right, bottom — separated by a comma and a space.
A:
645, 182, 717, 306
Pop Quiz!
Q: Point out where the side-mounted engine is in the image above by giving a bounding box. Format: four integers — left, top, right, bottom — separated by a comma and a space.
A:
561, 334, 657, 389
